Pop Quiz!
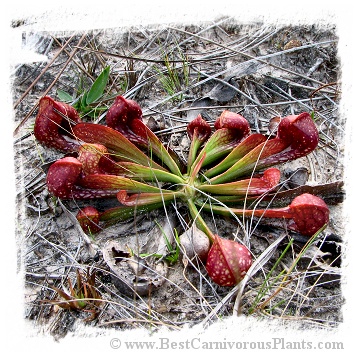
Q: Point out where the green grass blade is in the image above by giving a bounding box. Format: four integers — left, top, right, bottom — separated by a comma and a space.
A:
85, 66, 110, 105
57, 89, 73, 102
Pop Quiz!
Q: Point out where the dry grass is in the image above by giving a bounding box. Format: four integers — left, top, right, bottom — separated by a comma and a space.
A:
12, 18, 344, 338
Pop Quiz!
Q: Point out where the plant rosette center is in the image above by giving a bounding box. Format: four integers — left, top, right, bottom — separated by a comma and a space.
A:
33, 93, 330, 288
181, 174, 203, 200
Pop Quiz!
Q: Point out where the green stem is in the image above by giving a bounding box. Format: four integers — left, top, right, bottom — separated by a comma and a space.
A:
196, 201, 292, 219
198, 178, 275, 196
80, 174, 174, 194
209, 139, 286, 184
133, 119, 183, 177
99, 205, 156, 224
186, 198, 215, 242
188, 151, 206, 185
203, 133, 266, 179
188, 129, 235, 174
187, 136, 201, 175
108, 161, 185, 184
118, 190, 185, 206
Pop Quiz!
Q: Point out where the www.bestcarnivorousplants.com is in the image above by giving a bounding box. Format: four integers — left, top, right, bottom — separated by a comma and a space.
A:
110, 337, 344, 350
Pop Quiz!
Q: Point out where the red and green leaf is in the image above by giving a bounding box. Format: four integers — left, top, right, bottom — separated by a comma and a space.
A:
204, 133, 266, 178
117, 190, 181, 206
100, 160, 184, 184
73, 123, 165, 170
79, 173, 173, 194
199, 168, 281, 196
199, 193, 329, 236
